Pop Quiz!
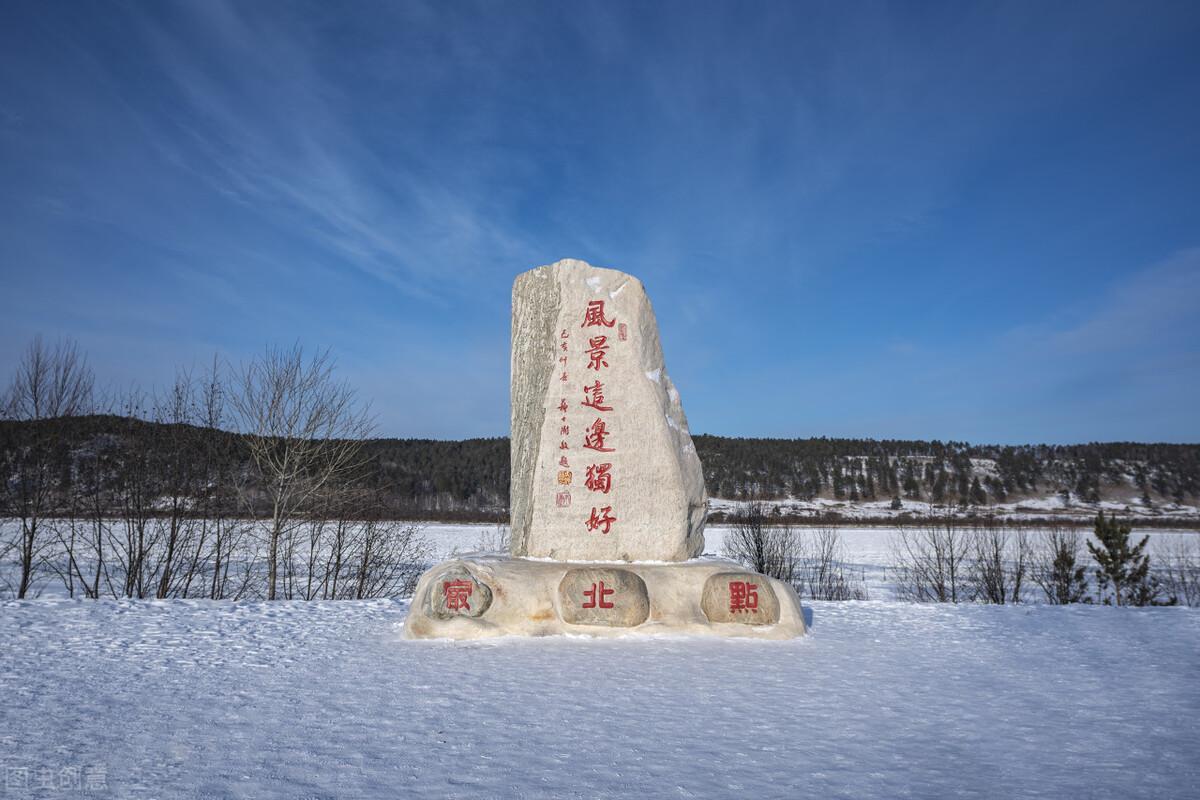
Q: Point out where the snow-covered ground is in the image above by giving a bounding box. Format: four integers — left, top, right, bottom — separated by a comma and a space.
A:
1, 598, 1196, 798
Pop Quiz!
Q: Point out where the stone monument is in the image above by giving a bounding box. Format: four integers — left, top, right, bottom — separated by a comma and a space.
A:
403, 259, 806, 639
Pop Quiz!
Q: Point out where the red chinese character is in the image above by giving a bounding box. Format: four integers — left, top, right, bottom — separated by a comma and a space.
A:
560, 328, 569, 339
560, 425, 570, 436
585, 505, 616, 534
729, 581, 759, 613
559, 355, 568, 366
560, 371, 568, 382
618, 322, 628, 341
585, 463, 613, 494
560, 440, 569, 450
582, 580, 615, 608
556, 491, 571, 507
560, 341, 568, 352
581, 380, 613, 411
580, 300, 616, 329
443, 580, 473, 611
586, 335, 609, 371
583, 418, 615, 452
559, 455, 569, 468
558, 398, 569, 413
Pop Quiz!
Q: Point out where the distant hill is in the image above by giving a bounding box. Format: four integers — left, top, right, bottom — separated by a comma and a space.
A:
1, 416, 1197, 523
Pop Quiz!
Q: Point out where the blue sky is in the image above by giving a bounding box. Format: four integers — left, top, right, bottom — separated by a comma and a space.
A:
1, 1, 1198, 443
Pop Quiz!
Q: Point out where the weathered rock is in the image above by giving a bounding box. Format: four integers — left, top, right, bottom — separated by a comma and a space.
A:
426, 566, 493, 619
557, 567, 650, 627
403, 556, 806, 639
510, 258, 707, 562
700, 572, 781, 625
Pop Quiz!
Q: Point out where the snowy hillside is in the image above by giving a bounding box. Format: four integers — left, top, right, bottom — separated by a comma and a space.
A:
1, 598, 1196, 798
706, 494, 1200, 524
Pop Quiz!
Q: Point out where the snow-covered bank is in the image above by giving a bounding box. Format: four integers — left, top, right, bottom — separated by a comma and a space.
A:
2, 599, 1196, 798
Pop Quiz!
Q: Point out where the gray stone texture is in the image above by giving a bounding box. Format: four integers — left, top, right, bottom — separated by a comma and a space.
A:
509, 258, 707, 562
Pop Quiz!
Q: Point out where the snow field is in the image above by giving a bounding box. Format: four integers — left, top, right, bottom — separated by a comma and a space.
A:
1, 598, 1196, 798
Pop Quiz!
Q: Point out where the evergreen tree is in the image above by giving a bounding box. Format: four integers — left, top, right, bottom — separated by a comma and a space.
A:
969, 476, 987, 506
902, 462, 920, 499
931, 470, 947, 504
1086, 512, 1170, 606
1035, 530, 1089, 604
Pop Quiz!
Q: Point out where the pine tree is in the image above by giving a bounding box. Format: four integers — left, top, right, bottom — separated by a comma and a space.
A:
1035, 530, 1090, 604
1086, 512, 1170, 606
970, 476, 987, 506
931, 470, 947, 504
902, 462, 920, 499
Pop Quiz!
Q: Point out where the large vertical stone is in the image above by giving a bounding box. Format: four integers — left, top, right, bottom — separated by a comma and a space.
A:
510, 258, 707, 562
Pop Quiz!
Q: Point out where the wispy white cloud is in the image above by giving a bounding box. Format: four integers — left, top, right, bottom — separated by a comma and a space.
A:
119, 1, 532, 300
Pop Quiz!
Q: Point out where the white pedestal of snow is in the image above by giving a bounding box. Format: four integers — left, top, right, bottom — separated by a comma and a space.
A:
403, 556, 806, 640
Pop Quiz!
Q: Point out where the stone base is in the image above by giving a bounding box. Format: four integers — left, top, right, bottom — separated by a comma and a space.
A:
403, 556, 806, 640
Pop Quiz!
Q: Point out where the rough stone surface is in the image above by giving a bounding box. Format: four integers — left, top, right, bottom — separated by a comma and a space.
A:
557, 568, 650, 627
403, 557, 805, 640
700, 571, 781, 625
426, 566, 493, 619
510, 258, 707, 562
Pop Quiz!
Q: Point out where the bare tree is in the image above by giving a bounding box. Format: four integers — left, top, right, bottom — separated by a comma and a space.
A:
151, 372, 202, 598
346, 518, 432, 599
971, 521, 1030, 604
473, 523, 511, 554
1031, 526, 1090, 604
723, 502, 801, 583
795, 527, 869, 601
231, 345, 374, 600
1, 336, 94, 597
891, 517, 973, 603
1156, 535, 1200, 608
192, 357, 247, 600
105, 391, 161, 598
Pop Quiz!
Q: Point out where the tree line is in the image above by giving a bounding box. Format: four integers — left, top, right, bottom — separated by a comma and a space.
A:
0, 338, 429, 599
725, 505, 1199, 607
6, 418, 1197, 525
695, 435, 1199, 508
3, 336, 1199, 600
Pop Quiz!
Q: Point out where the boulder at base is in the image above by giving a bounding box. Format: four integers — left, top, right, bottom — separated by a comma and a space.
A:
403, 557, 806, 640
510, 259, 707, 562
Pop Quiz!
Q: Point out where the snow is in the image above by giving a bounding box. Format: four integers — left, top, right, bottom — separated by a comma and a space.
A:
2, 598, 1197, 798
